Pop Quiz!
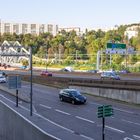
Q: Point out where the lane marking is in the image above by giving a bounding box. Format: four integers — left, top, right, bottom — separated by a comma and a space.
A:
124, 137, 134, 140
114, 108, 133, 114
55, 109, 71, 115
122, 119, 140, 126
80, 134, 95, 140
40, 104, 52, 109
33, 105, 37, 113
0, 99, 61, 140
133, 135, 140, 139
76, 116, 95, 124
105, 125, 125, 133
1, 95, 96, 140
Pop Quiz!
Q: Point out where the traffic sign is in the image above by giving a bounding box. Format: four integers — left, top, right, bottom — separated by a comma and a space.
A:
107, 43, 126, 49
8, 75, 21, 89
106, 43, 126, 54
98, 105, 113, 118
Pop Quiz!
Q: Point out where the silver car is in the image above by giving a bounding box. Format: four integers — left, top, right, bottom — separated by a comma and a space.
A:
101, 71, 120, 80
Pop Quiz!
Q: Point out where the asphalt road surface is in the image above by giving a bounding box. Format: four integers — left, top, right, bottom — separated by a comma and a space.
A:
0, 82, 140, 140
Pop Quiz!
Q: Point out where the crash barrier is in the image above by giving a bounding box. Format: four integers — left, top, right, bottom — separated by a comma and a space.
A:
21, 75, 140, 90
0, 100, 57, 140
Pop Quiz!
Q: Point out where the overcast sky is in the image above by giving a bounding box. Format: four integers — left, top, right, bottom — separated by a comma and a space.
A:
0, 0, 140, 30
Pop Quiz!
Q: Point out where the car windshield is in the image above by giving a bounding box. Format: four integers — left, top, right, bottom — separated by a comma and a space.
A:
68, 90, 81, 97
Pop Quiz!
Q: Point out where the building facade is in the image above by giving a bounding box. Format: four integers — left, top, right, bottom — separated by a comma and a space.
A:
58, 27, 82, 35
0, 19, 58, 36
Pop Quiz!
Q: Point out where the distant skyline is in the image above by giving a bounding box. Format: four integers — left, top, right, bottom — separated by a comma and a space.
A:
0, 0, 140, 30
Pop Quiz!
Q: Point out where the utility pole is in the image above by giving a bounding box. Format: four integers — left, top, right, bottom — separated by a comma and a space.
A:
30, 46, 33, 116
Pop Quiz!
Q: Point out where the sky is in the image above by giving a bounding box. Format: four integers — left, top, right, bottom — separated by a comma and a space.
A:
0, 0, 140, 31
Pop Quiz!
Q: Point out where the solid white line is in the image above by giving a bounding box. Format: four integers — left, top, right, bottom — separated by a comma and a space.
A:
55, 109, 71, 115
124, 137, 134, 140
122, 119, 140, 126
0, 95, 73, 135
40, 104, 52, 109
0, 99, 61, 140
114, 107, 133, 114
33, 105, 37, 113
105, 125, 125, 133
80, 134, 95, 140
133, 135, 140, 139
75, 116, 95, 124
35, 113, 74, 133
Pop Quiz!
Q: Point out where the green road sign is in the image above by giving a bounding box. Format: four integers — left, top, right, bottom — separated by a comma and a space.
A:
107, 43, 126, 49
98, 105, 113, 118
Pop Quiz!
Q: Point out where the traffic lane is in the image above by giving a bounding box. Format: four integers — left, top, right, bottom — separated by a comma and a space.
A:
4, 69, 140, 81
30, 84, 140, 138
1, 83, 140, 140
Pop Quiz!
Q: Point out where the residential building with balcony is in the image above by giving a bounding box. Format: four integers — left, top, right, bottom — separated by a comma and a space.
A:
0, 19, 58, 36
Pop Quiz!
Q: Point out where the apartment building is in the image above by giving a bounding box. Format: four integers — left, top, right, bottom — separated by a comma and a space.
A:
124, 25, 140, 39
58, 27, 82, 35
0, 19, 58, 36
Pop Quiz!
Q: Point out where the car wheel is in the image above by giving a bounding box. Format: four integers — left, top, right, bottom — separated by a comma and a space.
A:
60, 97, 63, 101
72, 100, 75, 104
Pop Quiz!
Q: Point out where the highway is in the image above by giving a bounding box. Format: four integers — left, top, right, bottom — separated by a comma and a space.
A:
1, 81, 140, 140
3, 69, 140, 81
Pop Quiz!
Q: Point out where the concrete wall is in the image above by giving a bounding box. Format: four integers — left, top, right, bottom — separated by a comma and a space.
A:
0, 101, 56, 140
70, 86, 140, 104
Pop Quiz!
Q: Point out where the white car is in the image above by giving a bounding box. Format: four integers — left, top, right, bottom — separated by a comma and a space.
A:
0, 76, 6, 83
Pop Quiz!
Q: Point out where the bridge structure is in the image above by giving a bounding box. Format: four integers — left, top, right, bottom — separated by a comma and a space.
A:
0, 40, 31, 68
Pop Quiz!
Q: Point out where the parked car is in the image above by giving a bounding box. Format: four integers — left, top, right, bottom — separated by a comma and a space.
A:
0, 76, 6, 83
59, 89, 87, 104
40, 70, 52, 76
101, 71, 120, 80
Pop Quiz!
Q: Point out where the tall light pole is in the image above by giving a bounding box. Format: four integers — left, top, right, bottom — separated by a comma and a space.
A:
30, 46, 33, 116
46, 48, 48, 71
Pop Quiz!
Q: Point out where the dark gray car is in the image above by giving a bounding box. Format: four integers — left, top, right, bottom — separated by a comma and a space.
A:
59, 89, 87, 104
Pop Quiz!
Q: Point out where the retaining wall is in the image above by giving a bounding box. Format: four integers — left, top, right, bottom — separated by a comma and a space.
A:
0, 100, 56, 140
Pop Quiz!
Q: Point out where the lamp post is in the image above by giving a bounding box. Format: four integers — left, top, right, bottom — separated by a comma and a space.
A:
30, 46, 33, 116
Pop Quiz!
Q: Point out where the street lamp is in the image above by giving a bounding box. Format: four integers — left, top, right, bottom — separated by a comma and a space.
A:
29, 46, 33, 116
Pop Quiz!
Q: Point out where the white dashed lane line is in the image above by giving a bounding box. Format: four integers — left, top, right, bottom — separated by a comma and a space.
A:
40, 104, 52, 109
105, 125, 125, 133
122, 119, 140, 126
133, 135, 140, 139
55, 109, 71, 115
75, 116, 95, 124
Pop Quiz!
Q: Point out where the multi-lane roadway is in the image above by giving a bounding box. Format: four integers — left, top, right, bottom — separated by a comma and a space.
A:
0, 81, 140, 140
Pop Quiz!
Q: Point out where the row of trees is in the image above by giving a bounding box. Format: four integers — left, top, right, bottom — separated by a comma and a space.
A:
0, 23, 140, 70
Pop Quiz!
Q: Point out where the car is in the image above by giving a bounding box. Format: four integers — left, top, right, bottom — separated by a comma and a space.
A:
0, 71, 6, 77
0, 76, 6, 83
59, 89, 87, 104
87, 70, 98, 73
119, 70, 130, 74
101, 71, 120, 80
20, 65, 27, 69
60, 66, 74, 72
40, 70, 52, 76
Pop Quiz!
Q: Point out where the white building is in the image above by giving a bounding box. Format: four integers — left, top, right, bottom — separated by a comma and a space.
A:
124, 25, 140, 39
0, 19, 58, 36
58, 27, 82, 35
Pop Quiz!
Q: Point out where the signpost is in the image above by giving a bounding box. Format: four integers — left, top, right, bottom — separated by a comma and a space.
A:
8, 75, 21, 107
98, 105, 114, 140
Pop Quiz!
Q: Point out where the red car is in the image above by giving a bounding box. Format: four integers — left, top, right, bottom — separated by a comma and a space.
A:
40, 71, 52, 76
